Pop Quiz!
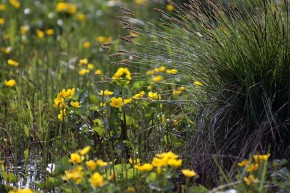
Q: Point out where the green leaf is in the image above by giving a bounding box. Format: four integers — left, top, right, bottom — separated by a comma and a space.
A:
53, 156, 70, 175
189, 185, 208, 193
92, 126, 106, 137
1, 172, 19, 183
35, 177, 62, 189
24, 148, 29, 163
148, 180, 175, 191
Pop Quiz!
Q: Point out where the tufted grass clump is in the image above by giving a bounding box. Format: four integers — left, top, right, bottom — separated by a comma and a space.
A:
119, 0, 290, 185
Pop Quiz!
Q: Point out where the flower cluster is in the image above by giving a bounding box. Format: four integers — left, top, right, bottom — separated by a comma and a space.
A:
53, 88, 81, 120
132, 151, 197, 178
237, 153, 270, 185
62, 146, 112, 189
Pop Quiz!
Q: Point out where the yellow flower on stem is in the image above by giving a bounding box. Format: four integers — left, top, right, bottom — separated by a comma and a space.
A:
83, 41, 91, 48
98, 90, 113, 96
5, 79, 16, 87
46, 29, 54, 36
166, 4, 175, 11
62, 166, 84, 184
79, 58, 88, 65
166, 69, 178, 74
79, 146, 91, 155
110, 97, 123, 108
154, 66, 166, 73
153, 75, 163, 82
243, 174, 258, 185
69, 153, 84, 164
96, 159, 108, 167
146, 70, 155, 75
0, 4, 6, 11
0, 18, 5, 25
168, 159, 182, 167
86, 160, 97, 170
79, 69, 89, 75
129, 157, 140, 165
70, 101, 81, 108
246, 163, 259, 172
194, 81, 203, 86
36, 29, 45, 39
181, 169, 197, 177
253, 154, 270, 163
124, 98, 132, 105
237, 159, 249, 167
127, 187, 135, 193
8, 59, 19, 67
134, 163, 153, 172
133, 91, 145, 99
89, 172, 105, 187
95, 69, 102, 75
9, 0, 21, 9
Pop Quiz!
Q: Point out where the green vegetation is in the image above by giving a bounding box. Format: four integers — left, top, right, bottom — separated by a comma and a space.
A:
1, 0, 290, 192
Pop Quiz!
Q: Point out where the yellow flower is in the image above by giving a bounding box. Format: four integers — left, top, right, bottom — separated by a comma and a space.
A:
0, 18, 5, 25
56, 2, 77, 14
97, 36, 106, 43
95, 69, 102, 75
90, 172, 105, 187
79, 69, 90, 75
148, 92, 161, 100
153, 75, 163, 82
110, 97, 123, 108
177, 86, 186, 91
156, 151, 179, 160
9, 188, 34, 193
76, 13, 87, 21
80, 146, 91, 155
8, 59, 19, 67
166, 69, 178, 74
166, 4, 175, 11
46, 29, 54, 36
83, 41, 91, 48
151, 157, 168, 167
194, 81, 203, 86
172, 90, 182, 96
133, 91, 145, 99
36, 29, 45, 39
243, 174, 258, 185
127, 187, 135, 193
96, 160, 108, 167
5, 79, 16, 87
79, 58, 88, 65
86, 160, 97, 170
70, 101, 81, 108
58, 109, 66, 120
9, 0, 21, 9
112, 67, 132, 80
2, 47, 12, 54
124, 98, 132, 105
98, 90, 113, 96
100, 102, 106, 107
129, 157, 140, 165
146, 70, 155, 76
134, 0, 148, 5
134, 163, 153, 172
181, 169, 197, 177
69, 153, 84, 164
253, 154, 270, 163
237, 159, 249, 167
154, 66, 166, 73
20, 26, 28, 35
168, 159, 182, 167
246, 163, 259, 172
0, 4, 6, 11
62, 166, 84, 184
